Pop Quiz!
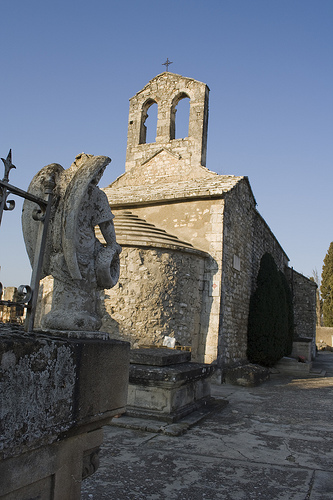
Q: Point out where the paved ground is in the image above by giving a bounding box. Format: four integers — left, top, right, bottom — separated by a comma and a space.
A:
81, 352, 333, 500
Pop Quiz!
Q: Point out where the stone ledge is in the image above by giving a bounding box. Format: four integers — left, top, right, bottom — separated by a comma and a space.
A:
129, 361, 215, 386
130, 348, 191, 366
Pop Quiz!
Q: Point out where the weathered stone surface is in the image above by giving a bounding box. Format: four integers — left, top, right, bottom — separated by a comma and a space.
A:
127, 361, 215, 422
22, 153, 121, 332
129, 361, 214, 385
124, 72, 209, 173
129, 348, 191, 366
286, 267, 317, 342
99, 245, 206, 350
0, 326, 130, 499
0, 329, 129, 459
0, 429, 103, 500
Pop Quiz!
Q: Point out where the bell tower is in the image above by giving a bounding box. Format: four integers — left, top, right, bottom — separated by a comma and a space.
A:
125, 72, 209, 174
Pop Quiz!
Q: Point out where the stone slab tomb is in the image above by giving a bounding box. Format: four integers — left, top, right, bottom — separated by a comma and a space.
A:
127, 348, 215, 423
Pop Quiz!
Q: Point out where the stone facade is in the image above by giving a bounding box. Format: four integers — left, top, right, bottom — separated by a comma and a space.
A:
103, 177, 290, 367
100, 71, 316, 370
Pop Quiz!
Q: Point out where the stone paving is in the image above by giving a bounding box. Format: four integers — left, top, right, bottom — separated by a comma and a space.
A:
81, 352, 333, 499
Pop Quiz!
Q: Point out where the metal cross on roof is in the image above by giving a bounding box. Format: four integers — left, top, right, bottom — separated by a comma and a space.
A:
162, 58, 173, 72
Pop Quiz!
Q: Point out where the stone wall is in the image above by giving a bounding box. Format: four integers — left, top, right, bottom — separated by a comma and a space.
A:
108, 177, 292, 368
218, 181, 291, 368
286, 268, 317, 339
252, 211, 290, 287
119, 198, 225, 363
100, 246, 206, 350
219, 180, 255, 366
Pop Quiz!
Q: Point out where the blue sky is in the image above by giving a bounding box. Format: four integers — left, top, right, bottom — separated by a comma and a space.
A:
0, 0, 332, 287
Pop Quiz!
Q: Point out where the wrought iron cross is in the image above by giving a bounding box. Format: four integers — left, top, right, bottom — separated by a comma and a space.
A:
162, 58, 173, 72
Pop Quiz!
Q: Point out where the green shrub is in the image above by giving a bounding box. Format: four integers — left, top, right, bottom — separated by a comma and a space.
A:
247, 253, 294, 367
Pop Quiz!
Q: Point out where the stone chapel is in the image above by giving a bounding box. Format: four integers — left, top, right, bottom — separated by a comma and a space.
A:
98, 71, 317, 370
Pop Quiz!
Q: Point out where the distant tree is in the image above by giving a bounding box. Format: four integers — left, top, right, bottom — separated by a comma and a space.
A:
247, 253, 294, 367
321, 242, 333, 327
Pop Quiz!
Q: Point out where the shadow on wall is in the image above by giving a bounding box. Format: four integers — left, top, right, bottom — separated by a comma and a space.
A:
99, 289, 120, 338
194, 254, 219, 364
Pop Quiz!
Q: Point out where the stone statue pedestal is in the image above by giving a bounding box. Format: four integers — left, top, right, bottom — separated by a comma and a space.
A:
0, 326, 130, 500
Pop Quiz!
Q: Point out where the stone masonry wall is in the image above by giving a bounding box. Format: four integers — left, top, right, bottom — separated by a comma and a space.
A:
219, 181, 290, 367
251, 211, 289, 290
286, 268, 317, 339
121, 199, 225, 363
100, 246, 205, 349
125, 72, 209, 172
219, 181, 255, 366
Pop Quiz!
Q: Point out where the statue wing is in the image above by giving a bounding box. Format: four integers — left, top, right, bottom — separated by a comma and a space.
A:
61, 155, 111, 280
22, 163, 64, 279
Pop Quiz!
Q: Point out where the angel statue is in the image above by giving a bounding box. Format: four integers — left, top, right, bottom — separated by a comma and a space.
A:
22, 153, 121, 332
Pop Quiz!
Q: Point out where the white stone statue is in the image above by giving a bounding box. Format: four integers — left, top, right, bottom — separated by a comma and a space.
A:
22, 153, 121, 331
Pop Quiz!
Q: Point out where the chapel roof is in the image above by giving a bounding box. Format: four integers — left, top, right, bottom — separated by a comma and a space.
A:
103, 174, 252, 207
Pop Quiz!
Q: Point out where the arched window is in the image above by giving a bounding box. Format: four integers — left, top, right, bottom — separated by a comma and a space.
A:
170, 93, 190, 140
139, 99, 158, 144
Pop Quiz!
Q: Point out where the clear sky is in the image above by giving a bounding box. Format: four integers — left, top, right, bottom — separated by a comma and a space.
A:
0, 0, 332, 288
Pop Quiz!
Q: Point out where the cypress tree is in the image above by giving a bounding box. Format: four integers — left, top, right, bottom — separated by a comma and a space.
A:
321, 242, 333, 327
247, 253, 293, 367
